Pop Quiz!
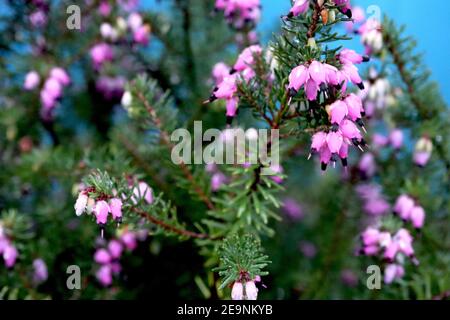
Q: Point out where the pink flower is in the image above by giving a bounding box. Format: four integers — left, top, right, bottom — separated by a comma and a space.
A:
225, 97, 239, 118
121, 231, 137, 251
384, 264, 404, 284
108, 240, 123, 259
40, 89, 57, 110
319, 145, 332, 171
338, 142, 349, 167
410, 206, 425, 229
329, 100, 348, 125
364, 198, 390, 216
233, 45, 262, 72
389, 129, 404, 150
299, 241, 317, 258
414, 152, 432, 168
29, 10, 47, 27
288, 65, 309, 92
289, 0, 309, 17
216, 0, 261, 29
338, 49, 369, 65
43, 78, 63, 99
3, 244, 18, 268
213, 75, 237, 100
372, 133, 389, 148
90, 43, 113, 68
413, 137, 433, 167
333, 0, 352, 17
362, 227, 381, 246
282, 198, 304, 221
96, 264, 113, 286
50, 68, 71, 86
341, 63, 364, 90
119, 0, 139, 12
310, 131, 328, 154
109, 198, 123, 222
393, 195, 414, 220
24, 71, 40, 90
133, 25, 151, 45
326, 131, 343, 155
269, 164, 284, 184
33, 258, 48, 284
212, 62, 231, 85
339, 119, 362, 142
305, 79, 320, 101
341, 269, 358, 287
245, 281, 258, 300
392, 228, 415, 258
358, 153, 376, 177
94, 248, 111, 264
211, 172, 227, 192
94, 200, 110, 225
231, 282, 244, 300
132, 182, 153, 204
98, 1, 112, 17
344, 94, 364, 123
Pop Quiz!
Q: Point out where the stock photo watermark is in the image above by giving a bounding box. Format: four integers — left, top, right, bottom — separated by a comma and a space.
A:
66, 5, 81, 30
66, 265, 81, 290
170, 121, 280, 175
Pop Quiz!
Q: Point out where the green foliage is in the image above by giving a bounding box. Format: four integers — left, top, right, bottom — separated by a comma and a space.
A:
214, 234, 271, 289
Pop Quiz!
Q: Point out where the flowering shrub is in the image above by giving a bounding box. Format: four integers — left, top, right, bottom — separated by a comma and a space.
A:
0, 0, 449, 300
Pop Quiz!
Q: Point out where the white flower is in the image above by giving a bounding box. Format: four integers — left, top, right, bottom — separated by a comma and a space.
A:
231, 282, 243, 300
121, 91, 132, 108
127, 12, 142, 32
74, 193, 88, 216
100, 23, 113, 39
245, 281, 258, 300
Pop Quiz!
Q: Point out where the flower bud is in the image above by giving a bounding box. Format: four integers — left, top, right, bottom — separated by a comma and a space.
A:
231, 282, 244, 300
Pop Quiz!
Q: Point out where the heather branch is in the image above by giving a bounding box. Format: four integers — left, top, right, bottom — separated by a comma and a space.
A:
135, 89, 216, 211
131, 207, 210, 239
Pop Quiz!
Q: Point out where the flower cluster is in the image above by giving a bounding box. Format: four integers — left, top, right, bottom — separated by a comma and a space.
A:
90, 9, 150, 100
371, 129, 404, 151
74, 182, 153, 237
394, 195, 426, 229
288, 49, 368, 101
207, 45, 262, 124
307, 95, 367, 170
360, 227, 417, 284
99, 12, 151, 46
214, 0, 261, 30
0, 223, 18, 268
231, 275, 262, 300
24, 67, 71, 120
94, 230, 145, 286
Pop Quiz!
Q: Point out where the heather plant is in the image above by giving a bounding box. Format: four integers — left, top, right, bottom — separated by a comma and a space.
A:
0, 0, 449, 300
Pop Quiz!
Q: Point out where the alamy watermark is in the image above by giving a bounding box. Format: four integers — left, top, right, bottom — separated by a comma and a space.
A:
66, 5, 81, 30
170, 121, 280, 176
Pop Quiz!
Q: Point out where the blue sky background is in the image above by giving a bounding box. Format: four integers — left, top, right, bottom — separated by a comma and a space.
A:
257, 0, 449, 103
